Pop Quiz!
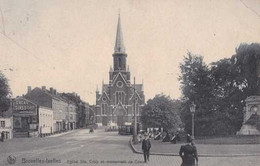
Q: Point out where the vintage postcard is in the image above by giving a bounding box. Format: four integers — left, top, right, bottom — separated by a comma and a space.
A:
1, 0, 260, 166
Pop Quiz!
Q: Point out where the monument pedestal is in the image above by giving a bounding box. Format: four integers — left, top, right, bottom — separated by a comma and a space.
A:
237, 96, 260, 135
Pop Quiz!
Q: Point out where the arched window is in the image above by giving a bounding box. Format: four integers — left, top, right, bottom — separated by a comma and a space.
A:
115, 92, 125, 104
101, 103, 107, 115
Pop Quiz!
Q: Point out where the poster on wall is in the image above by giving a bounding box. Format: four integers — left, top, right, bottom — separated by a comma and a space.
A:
13, 117, 22, 129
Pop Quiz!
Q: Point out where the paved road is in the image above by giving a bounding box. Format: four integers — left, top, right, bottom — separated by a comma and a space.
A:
0, 129, 259, 166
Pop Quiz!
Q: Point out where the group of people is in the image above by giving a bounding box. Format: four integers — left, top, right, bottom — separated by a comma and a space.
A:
141, 133, 198, 166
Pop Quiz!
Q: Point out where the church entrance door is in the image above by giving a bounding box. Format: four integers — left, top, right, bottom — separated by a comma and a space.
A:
102, 116, 108, 126
117, 116, 124, 126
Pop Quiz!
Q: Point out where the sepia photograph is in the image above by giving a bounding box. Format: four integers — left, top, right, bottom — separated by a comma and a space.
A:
0, 0, 260, 165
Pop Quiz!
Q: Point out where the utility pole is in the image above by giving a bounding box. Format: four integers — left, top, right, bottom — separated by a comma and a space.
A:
133, 77, 138, 144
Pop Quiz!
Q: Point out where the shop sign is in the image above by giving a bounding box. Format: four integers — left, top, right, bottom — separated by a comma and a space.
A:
12, 98, 37, 116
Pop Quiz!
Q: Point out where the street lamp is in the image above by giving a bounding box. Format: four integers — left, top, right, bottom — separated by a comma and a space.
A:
132, 77, 138, 144
190, 103, 196, 139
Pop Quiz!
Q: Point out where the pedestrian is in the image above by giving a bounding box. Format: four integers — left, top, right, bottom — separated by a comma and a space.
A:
142, 133, 151, 163
179, 134, 198, 166
1, 132, 4, 142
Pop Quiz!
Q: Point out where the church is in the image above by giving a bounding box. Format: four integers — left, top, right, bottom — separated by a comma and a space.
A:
95, 15, 145, 126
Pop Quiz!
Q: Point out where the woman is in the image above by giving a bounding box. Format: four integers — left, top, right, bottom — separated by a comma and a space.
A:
179, 134, 198, 166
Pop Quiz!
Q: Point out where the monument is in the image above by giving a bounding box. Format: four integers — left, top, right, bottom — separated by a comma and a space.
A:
237, 63, 260, 135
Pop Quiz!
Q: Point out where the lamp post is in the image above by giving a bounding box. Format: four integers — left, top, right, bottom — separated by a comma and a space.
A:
132, 77, 138, 144
190, 103, 196, 139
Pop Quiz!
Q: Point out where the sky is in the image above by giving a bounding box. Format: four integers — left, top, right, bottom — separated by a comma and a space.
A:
0, 0, 260, 104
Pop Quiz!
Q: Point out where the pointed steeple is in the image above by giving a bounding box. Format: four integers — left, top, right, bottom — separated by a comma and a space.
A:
114, 13, 125, 54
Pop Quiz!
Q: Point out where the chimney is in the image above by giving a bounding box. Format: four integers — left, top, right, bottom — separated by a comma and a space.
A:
42, 86, 46, 90
27, 86, 32, 94
50, 87, 54, 94
54, 89, 57, 95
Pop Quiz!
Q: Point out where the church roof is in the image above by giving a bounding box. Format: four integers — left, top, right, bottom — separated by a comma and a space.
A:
103, 84, 109, 93
114, 14, 125, 54
134, 84, 143, 92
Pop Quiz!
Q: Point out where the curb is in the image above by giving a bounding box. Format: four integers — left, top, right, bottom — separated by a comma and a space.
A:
129, 138, 260, 157
47, 130, 76, 138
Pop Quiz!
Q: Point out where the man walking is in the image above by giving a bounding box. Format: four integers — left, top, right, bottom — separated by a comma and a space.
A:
179, 134, 198, 166
142, 133, 151, 163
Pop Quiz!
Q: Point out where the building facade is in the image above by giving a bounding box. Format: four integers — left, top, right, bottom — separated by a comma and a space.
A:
25, 86, 68, 133
95, 15, 145, 126
11, 97, 54, 137
0, 117, 13, 139
67, 101, 77, 130
39, 106, 54, 136
12, 97, 39, 137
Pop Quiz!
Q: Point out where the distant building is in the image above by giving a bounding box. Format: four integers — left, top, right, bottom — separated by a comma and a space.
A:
77, 102, 90, 128
24, 86, 69, 133
38, 106, 53, 136
67, 101, 77, 130
11, 97, 53, 137
0, 117, 13, 139
95, 15, 145, 126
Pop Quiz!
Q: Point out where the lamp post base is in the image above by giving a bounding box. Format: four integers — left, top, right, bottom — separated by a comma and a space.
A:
132, 135, 138, 144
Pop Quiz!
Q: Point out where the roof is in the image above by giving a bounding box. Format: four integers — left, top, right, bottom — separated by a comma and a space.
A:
114, 14, 125, 54
103, 84, 109, 93
134, 84, 143, 93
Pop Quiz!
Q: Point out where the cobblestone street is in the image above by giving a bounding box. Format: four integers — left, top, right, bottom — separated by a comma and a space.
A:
1, 129, 260, 166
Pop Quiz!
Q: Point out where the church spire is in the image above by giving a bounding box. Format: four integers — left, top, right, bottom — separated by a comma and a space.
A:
114, 13, 125, 54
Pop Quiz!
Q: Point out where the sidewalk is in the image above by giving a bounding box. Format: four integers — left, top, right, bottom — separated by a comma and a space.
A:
130, 139, 260, 157
48, 130, 77, 137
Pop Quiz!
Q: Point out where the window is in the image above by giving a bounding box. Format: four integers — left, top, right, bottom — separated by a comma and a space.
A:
0, 121, 5, 127
115, 92, 125, 104
101, 103, 107, 115
116, 81, 123, 88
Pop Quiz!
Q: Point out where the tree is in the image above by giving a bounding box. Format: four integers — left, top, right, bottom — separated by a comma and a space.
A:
210, 58, 244, 135
179, 52, 215, 136
179, 43, 260, 136
231, 43, 260, 96
140, 94, 182, 132
0, 71, 11, 116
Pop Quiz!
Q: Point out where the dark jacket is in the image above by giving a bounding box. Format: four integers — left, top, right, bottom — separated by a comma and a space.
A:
179, 143, 198, 166
142, 139, 151, 151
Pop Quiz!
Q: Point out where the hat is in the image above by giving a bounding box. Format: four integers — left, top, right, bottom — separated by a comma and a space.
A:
187, 134, 193, 143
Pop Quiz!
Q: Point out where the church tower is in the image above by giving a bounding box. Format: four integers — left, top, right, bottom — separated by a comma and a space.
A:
113, 14, 127, 71
95, 14, 145, 127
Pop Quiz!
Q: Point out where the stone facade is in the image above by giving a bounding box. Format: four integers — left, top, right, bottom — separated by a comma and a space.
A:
0, 117, 13, 139
25, 87, 70, 132
237, 96, 260, 135
95, 15, 145, 126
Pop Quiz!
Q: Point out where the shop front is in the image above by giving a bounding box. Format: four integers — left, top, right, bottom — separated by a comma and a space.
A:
12, 97, 38, 138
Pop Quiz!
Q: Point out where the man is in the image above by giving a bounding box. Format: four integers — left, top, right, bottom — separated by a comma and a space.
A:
1, 132, 4, 142
142, 133, 151, 163
179, 134, 198, 166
